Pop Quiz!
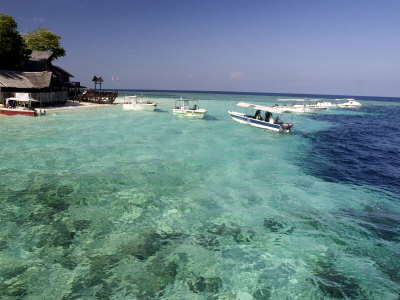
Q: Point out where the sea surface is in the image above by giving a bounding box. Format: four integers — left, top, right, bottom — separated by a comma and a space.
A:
1, 91, 399, 299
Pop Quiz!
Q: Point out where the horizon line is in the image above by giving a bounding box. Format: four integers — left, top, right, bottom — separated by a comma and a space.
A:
101, 88, 400, 100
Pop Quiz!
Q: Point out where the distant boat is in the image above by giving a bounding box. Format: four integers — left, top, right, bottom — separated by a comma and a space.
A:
314, 100, 337, 109
228, 102, 293, 133
275, 98, 326, 113
334, 98, 362, 108
123, 95, 157, 111
314, 98, 362, 109
173, 98, 207, 118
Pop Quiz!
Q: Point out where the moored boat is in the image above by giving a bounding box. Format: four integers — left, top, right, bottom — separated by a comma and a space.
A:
1, 93, 46, 117
314, 98, 362, 109
334, 98, 362, 108
173, 98, 207, 118
123, 95, 157, 111
275, 98, 326, 113
315, 100, 336, 109
228, 102, 293, 133
0, 107, 37, 116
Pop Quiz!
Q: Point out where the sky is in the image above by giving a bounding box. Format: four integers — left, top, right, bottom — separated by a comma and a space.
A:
2, 0, 400, 96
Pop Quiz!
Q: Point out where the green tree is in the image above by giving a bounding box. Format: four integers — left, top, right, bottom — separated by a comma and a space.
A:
23, 27, 66, 59
0, 14, 26, 69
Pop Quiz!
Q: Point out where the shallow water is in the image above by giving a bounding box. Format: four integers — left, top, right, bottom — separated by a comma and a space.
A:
1, 92, 399, 299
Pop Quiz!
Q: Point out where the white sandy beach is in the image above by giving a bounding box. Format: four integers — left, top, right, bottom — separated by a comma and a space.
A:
43, 98, 124, 111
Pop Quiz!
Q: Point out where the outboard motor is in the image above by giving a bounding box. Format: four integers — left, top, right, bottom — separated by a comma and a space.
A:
281, 123, 293, 132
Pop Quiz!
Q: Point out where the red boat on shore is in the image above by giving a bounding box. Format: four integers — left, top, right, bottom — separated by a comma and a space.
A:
1, 93, 46, 117
0, 107, 45, 116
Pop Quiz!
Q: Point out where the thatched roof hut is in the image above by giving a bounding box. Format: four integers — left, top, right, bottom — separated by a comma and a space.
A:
0, 51, 76, 105
23, 51, 54, 72
21, 50, 74, 83
92, 76, 104, 91
0, 71, 52, 90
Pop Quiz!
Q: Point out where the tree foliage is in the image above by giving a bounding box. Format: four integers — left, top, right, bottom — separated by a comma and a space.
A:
0, 14, 27, 69
23, 27, 66, 59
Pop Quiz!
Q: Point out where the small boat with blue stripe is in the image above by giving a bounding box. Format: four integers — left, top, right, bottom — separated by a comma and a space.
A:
228, 102, 293, 133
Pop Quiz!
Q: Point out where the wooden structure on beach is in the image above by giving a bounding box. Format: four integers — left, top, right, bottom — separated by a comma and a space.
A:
92, 76, 104, 91
76, 90, 117, 104
72, 75, 117, 104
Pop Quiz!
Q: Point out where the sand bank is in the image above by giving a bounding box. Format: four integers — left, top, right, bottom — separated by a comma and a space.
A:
43, 100, 121, 111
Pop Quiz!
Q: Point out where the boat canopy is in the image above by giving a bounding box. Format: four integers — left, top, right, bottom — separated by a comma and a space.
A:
278, 98, 307, 102
6, 93, 38, 102
175, 98, 196, 105
278, 98, 321, 102
6, 97, 38, 102
236, 102, 284, 114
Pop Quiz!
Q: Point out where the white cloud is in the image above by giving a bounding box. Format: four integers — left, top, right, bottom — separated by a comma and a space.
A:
230, 71, 243, 79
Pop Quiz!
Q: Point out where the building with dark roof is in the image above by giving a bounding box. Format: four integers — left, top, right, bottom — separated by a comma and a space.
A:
0, 50, 77, 106
0, 71, 52, 90
23, 51, 54, 72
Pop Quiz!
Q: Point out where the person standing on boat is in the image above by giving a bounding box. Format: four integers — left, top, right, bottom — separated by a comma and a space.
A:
254, 110, 262, 120
265, 111, 272, 122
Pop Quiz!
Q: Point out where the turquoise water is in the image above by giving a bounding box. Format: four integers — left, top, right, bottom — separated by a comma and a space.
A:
1, 92, 399, 299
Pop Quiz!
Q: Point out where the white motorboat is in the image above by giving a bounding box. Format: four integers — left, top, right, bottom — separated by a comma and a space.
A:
123, 96, 157, 111
173, 98, 207, 118
274, 98, 326, 113
314, 98, 362, 109
334, 98, 362, 108
315, 101, 337, 109
228, 102, 293, 133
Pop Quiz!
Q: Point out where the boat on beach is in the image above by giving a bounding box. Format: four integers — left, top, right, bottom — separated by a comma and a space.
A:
228, 102, 293, 133
0, 93, 46, 117
173, 98, 207, 118
122, 95, 157, 111
274, 98, 326, 113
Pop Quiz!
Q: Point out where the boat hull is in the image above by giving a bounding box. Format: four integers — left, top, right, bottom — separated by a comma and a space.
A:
280, 106, 326, 113
0, 108, 44, 116
228, 111, 291, 132
315, 102, 337, 109
316, 100, 362, 109
336, 103, 362, 108
173, 108, 207, 118
123, 103, 157, 111
335, 99, 362, 108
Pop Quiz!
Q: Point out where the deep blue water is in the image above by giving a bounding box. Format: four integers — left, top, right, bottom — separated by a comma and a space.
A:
301, 105, 400, 196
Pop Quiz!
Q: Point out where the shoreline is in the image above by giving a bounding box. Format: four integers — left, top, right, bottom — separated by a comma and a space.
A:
42, 99, 123, 111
